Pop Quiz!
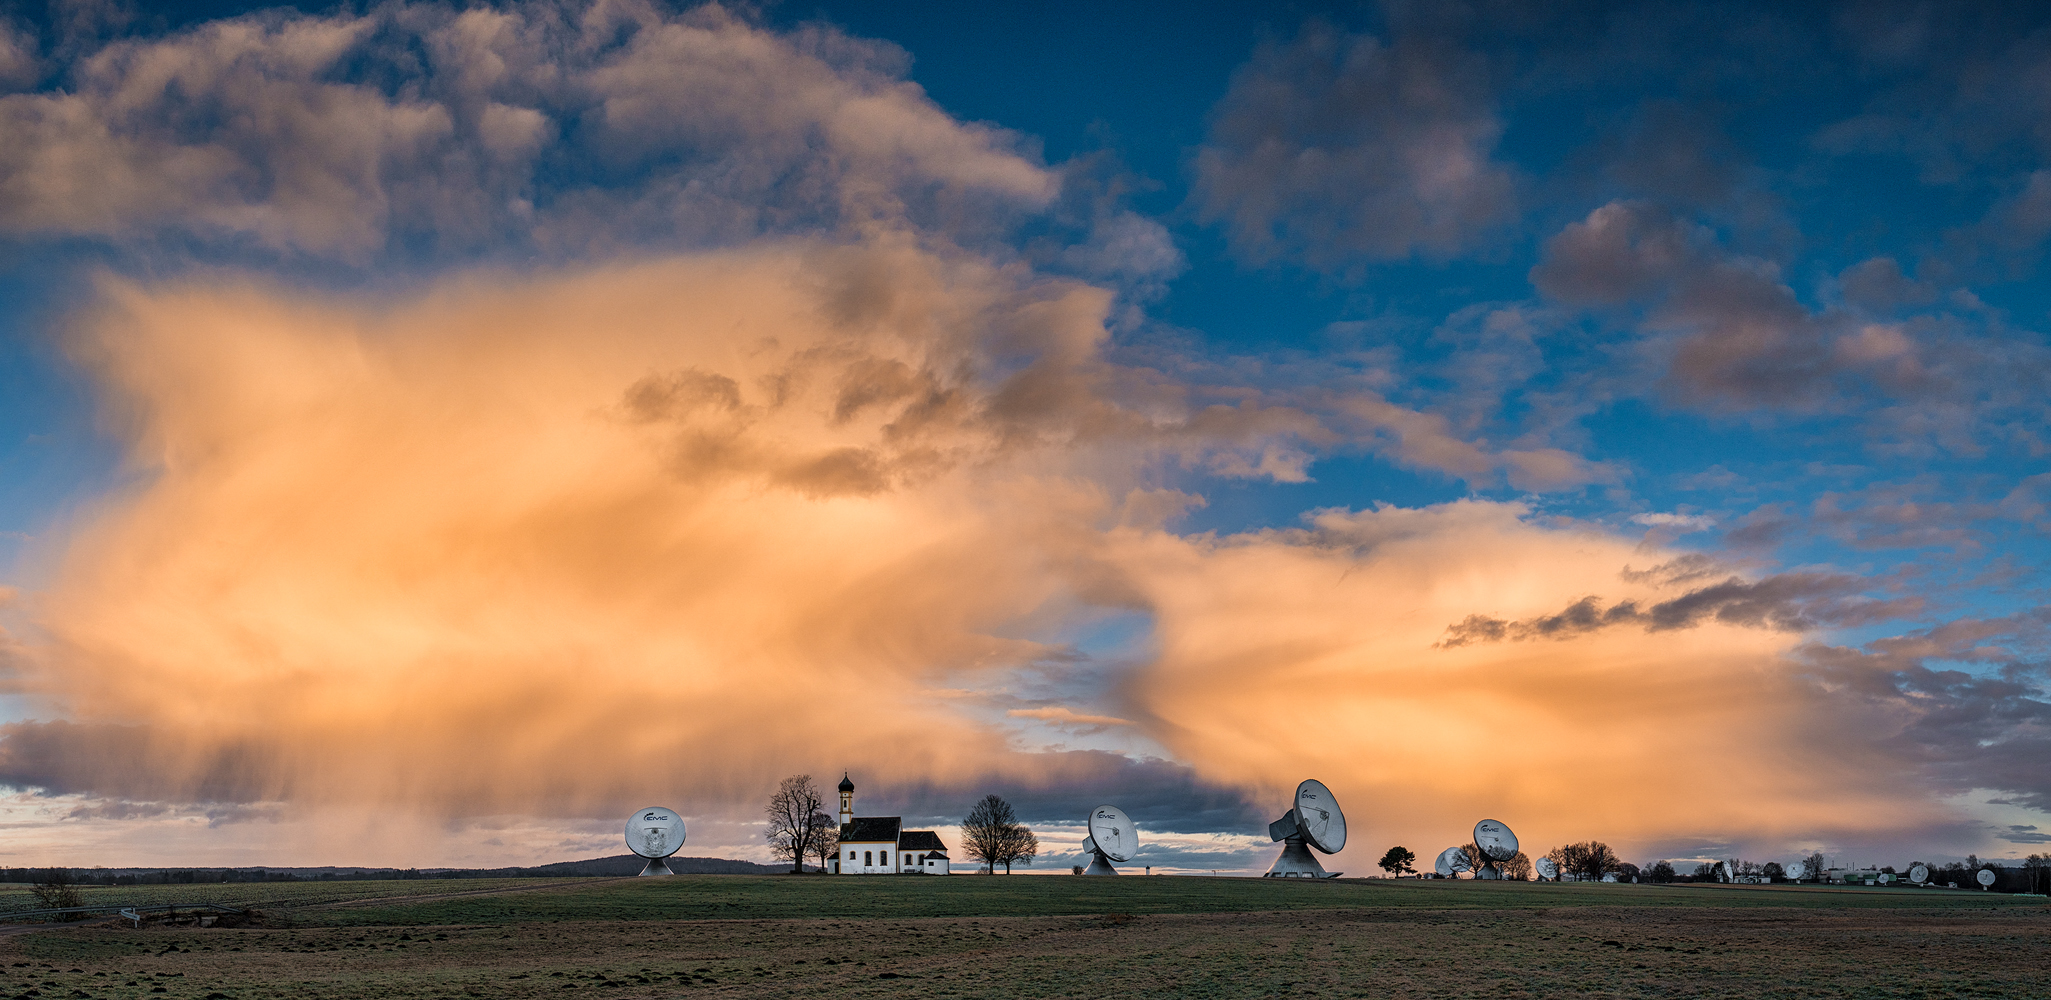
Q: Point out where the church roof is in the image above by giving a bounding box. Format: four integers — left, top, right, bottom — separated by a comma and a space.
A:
838, 773, 854, 793
839, 817, 900, 843
898, 830, 947, 852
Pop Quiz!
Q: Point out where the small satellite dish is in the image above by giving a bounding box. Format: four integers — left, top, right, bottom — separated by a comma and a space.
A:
1082, 804, 1135, 875
1264, 779, 1346, 878
1472, 819, 1518, 879
1909, 863, 1929, 884
1878, 872, 1892, 884
1976, 868, 1996, 888
625, 806, 686, 876
1434, 846, 1471, 877
1601, 873, 1617, 882
1717, 860, 1733, 883
1786, 859, 1808, 880
1534, 856, 1558, 881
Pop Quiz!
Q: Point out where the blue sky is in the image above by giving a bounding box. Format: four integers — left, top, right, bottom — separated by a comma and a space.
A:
0, 0, 2048, 873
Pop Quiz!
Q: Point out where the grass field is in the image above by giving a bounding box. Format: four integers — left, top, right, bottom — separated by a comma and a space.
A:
4, 876, 2046, 998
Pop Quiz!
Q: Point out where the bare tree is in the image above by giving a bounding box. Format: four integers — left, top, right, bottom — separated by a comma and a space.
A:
963, 794, 1037, 874
1502, 850, 1533, 881
765, 775, 832, 874
997, 822, 1039, 874
1548, 842, 1620, 882
805, 811, 839, 874
31, 869, 81, 911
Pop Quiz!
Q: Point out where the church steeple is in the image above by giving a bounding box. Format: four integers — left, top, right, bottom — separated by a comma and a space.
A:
838, 772, 854, 825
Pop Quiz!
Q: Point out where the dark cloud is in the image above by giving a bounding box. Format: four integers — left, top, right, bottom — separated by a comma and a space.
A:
1799, 610, 2051, 810
840, 751, 1264, 836
1837, 257, 1938, 312
1191, 21, 1515, 269
0, 720, 1264, 840
1435, 570, 1922, 647
1533, 200, 1858, 409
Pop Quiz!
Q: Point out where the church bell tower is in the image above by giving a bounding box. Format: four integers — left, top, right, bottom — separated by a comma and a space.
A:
838, 773, 855, 825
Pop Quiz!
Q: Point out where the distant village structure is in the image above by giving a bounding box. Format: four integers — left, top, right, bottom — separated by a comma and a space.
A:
830, 774, 950, 875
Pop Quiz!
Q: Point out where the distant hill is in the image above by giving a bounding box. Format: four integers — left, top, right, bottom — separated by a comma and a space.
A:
5, 855, 807, 885
459, 855, 795, 877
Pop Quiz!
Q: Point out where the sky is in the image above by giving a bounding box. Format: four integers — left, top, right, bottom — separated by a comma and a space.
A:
0, 0, 2049, 877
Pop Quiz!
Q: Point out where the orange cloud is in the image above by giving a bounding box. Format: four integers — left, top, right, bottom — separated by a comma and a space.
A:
0, 241, 1957, 868
28, 241, 1144, 817
1109, 501, 1947, 866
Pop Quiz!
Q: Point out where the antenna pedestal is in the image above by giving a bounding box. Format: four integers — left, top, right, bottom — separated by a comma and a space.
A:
638, 856, 676, 877
1264, 835, 1337, 878
1083, 849, 1120, 875
1477, 863, 1500, 880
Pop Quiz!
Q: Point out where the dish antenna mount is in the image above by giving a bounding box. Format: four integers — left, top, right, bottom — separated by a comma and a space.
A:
1472, 819, 1518, 880
625, 806, 686, 876
1434, 845, 1472, 878
1264, 779, 1346, 878
1079, 804, 1136, 876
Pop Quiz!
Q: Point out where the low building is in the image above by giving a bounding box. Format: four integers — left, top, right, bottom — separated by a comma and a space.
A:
827, 774, 950, 875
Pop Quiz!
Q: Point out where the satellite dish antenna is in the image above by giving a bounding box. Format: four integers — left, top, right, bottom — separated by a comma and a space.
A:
1434, 846, 1471, 878
1472, 819, 1518, 879
1080, 804, 1135, 876
625, 806, 686, 876
1786, 858, 1808, 881
1600, 873, 1617, 882
1909, 863, 1929, 885
1717, 860, 1733, 883
1534, 857, 1558, 881
1264, 779, 1345, 878
1976, 868, 1996, 889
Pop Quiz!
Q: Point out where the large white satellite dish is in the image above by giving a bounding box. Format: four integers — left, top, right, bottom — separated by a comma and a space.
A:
1908, 863, 1929, 885
1786, 858, 1808, 881
1534, 856, 1558, 881
1472, 819, 1518, 879
1717, 860, 1733, 883
1264, 779, 1345, 878
1434, 846, 1471, 878
1976, 868, 1996, 888
626, 806, 686, 876
1080, 804, 1135, 875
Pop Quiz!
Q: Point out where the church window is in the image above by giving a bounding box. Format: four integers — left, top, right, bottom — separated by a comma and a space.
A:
864, 851, 873, 865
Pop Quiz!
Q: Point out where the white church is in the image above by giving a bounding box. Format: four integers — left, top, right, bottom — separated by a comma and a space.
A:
828, 773, 951, 875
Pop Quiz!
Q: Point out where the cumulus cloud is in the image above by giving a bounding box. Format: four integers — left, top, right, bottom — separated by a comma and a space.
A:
1531, 200, 1952, 412
0, 1, 1055, 261
1192, 22, 1515, 269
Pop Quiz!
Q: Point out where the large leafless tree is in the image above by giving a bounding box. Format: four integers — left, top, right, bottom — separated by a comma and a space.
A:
805, 810, 839, 874
962, 794, 1037, 874
1547, 841, 1622, 882
765, 774, 832, 874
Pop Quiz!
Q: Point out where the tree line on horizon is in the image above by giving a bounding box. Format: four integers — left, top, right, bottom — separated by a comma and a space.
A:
1376, 843, 2051, 885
